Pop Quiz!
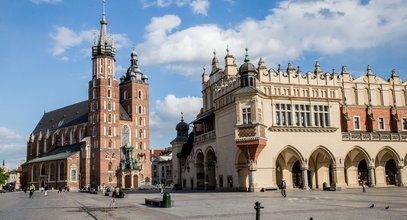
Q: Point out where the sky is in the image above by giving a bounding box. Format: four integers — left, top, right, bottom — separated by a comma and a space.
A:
1, 0, 407, 169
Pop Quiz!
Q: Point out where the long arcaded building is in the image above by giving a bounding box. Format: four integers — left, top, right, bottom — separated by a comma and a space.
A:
172, 49, 407, 192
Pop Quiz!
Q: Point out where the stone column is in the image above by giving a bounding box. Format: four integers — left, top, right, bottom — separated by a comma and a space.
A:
398, 166, 405, 187
369, 167, 376, 187
333, 166, 347, 188
302, 169, 309, 190
248, 162, 257, 192
130, 172, 134, 188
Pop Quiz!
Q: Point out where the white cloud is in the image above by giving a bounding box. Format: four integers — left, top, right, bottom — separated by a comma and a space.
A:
31, 0, 62, 4
136, 0, 407, 75
150, 94, 202, 145
0, 127, 26, 169
49, 26, 131, 58
190, 0, 210, 16
140, 0, 210, 16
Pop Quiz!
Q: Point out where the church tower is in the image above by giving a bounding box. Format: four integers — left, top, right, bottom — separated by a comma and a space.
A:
88, 0, 120, 187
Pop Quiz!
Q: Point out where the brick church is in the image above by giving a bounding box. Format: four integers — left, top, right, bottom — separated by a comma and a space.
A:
21, 3, 151, 190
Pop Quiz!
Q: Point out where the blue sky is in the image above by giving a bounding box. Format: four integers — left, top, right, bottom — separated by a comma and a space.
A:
1, 0, 406, 169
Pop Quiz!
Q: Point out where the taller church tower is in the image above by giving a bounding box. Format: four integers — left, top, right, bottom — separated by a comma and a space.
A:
88, 0, 120, 187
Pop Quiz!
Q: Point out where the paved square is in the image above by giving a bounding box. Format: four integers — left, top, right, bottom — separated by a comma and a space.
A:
1, 188, 407, 219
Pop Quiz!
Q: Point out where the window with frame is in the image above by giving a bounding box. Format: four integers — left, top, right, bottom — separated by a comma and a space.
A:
378, 117, 385, 130
275, 104, 291, 126
242, 108, 252, 124
70, 169, 77, 182
108, 101, 112, 110
353, 116, 361, 130
314, 105, 330, 127
403, 118, 407, 130
294, 104, 311, 126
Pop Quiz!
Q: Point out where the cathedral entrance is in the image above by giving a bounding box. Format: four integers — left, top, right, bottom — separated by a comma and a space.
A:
385, 159, 397, 185
124, 175, 131, 188
308, 147, 335, 189
358, 159, 369, 186
276, 146, 304, 189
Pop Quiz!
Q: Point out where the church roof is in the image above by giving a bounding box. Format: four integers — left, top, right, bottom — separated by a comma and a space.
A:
32, 101, 88, 134
27, 144, 81, 164
233, 86, 265, 96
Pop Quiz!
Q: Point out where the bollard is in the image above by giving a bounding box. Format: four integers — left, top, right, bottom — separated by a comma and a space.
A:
254, 201, 264, 220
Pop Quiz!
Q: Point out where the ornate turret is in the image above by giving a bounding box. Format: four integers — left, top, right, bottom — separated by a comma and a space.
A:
176, 113, 189, 137
211, 49, 220, 75
120, 50, 148, 84
366, 65, 374, 76
238, 48, 257, 87
92, 0, 116, 58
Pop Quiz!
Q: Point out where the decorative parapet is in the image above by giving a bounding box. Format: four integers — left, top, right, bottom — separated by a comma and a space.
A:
269, 126, 338, 133
194, 130, 216, 144
342, 132, 407, 142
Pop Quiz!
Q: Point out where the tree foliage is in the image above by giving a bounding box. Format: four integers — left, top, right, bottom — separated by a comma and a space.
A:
0, 168, 9, 185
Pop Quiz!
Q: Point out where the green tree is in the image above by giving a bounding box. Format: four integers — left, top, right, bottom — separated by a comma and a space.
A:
0, 168, 9, 185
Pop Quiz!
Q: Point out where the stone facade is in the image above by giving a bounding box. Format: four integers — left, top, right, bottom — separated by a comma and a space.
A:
172, 49, 407, 192
22, 5, 151, 190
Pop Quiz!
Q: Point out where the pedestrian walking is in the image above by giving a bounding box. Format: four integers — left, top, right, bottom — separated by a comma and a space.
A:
280, 179, 287, 198
362, 180, 366, 192
58, 187, 62, 193
29, 184, 36, 199
44, 184, 48, 196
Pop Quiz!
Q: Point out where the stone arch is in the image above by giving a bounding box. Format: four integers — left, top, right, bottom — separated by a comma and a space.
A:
276, 146, 305, 189
195, 150, 205, 189
204, 147, 217, 190
236, 149, 249, 191
308, 146, 336, 189
375, 146, 401, 186
344, 146, 372, 187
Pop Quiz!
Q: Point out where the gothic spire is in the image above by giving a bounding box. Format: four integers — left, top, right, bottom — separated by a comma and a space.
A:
92, 0, 116, 58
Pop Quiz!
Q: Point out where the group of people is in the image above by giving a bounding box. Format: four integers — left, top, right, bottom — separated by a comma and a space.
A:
24, 184, 70, 198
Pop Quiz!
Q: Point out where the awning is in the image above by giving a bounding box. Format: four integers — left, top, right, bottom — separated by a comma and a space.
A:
189, 112, 214, 124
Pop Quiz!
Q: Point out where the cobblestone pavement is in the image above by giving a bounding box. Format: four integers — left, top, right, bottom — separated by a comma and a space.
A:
1, 188, 407, 220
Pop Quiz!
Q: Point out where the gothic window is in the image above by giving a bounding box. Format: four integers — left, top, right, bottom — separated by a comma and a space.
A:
108, 127, 112, 136
108, 78, 111, 86
123, 91, 128, 100
108, 140, 112, 149
100, 59, 104, 73
112, 153, 116, 159
32, 166, 37, 182
242, 108, 252, 124
41, 164, 46, 176
50, 164, 55, 181
138, 106, 142, 114
107, 89, 111, 98
139, 117, 143, 126
108, 114, 112, 123
59, 163, 65, 180
108, 176, 112, 182
108, 101, 112, 110
139, 142, 142, 150
139, 129, 143, 139
122, 125, 130, 146
70, 130, 74, 144
138, 90, 142, 99
108, 162, 113, 171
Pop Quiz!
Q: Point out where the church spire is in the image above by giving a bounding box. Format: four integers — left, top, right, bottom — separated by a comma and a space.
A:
92, 0, 116, 58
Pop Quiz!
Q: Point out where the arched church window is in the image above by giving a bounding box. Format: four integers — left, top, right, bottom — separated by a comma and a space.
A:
59, 163, 65, 180
139, 117, 143, 126
108, 101, 112, 110
108, 127, 112, 136
121, 125, 130, 146
50, 164, 55, 181
108, 114, 112, 123
138, 106, 142, 114
139, 129, 143, 139
123, 91, 128, 100
41, 164, 46, 176
32, 166, 37, 182
108, 162, 112, 171
107, 89, 111, 98
138, 90, 142, 99
108, 78, 111, 86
